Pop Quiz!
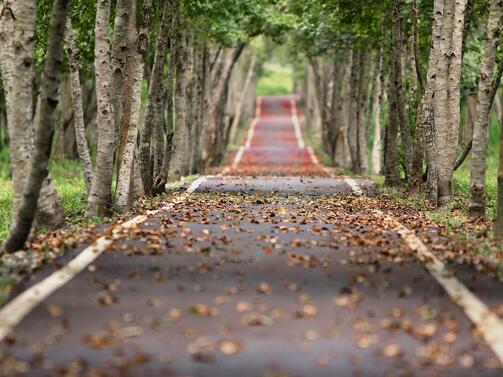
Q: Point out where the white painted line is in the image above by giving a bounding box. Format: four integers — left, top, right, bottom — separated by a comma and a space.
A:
232, 146, 246, 169
393, 223, 503, 364
307, 146, 320, 165
344, 178, 364, 195
0, 177, 205, 342
227, 97, 263, 172
187, 176, 207, 193
345, 178, 503, 365
290, 99, 305, 149
0, 237, 112, 341
244, 118, 259, 149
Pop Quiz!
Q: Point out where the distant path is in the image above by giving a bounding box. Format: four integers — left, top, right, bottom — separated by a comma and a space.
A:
0, 96, 502, 376
223, 96, 328, 176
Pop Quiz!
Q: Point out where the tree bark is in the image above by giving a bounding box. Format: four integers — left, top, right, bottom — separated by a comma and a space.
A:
435, 0, 467, 205
357, 48, 371, 174
3, 0, 69, 253
0, 0, 64, 230
110, 0, 132, 130
348, 48, 361, 173
469, 0, 503, 217
415, 0, 444, 201
66, 19, 93, 193
116, 0, 152, 212
86, 0, 116, 217
168, 12, 190, 181
371, 42, 385, 175
392, 0, 413, 178
139, 0, 173, 194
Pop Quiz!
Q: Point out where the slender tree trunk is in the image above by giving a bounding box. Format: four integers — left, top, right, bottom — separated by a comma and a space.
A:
357, 48, 371, 173
168, 13, 190, 181
417, 0, 444, 201
110, 0, 132, 130
3, 0, 69, 253
139, 0, 173, 194
86, 0, 116, 217
66, 20, 93, 193
348, 49, 361, 173
392, 0, 413, 178
385, 73, 401, 186
116, 0, 152, 211
469, 0, 503, 217
435, 0, 467, 205
371, 43, 384, 175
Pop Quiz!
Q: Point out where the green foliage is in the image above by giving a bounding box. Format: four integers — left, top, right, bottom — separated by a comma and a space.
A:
35, 0, 96, 75
184, 0, 295, 46
256, 63, 293, 96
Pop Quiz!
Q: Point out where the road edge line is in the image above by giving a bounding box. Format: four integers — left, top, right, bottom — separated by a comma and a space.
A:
346, 178, 503, 364
0, 177, 205, 342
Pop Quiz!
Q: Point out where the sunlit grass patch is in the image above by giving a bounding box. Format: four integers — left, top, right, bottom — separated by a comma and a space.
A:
256, 63, 293, 97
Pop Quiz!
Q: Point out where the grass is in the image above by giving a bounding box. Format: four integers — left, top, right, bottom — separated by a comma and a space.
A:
0, 158, 88, 242
256, 63, 293, 97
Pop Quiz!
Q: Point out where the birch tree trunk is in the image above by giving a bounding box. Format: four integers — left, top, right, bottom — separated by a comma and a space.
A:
417, 0, 444, 201
469, 0, 503, 217
3, 0, 69, 253
371, 45, 384, 175
116, 0, 152, 211
86, 0, 116, 217
110, 0, 132, 130
168, 14, 190, 181
139, 0, 173, 194
435, 0, 467, 205
348, 49, 360, 173
66, 20, 93, 193
392, 0, 413, 178
357, 48, 371, 173
0, 0, 64, 230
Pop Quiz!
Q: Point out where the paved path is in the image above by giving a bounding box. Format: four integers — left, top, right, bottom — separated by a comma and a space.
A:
0, 97, 502, 376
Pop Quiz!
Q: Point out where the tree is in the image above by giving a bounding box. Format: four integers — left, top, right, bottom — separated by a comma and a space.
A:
3, 0, 69, 252
469, 0, 503, 217
85, 0, 116, 217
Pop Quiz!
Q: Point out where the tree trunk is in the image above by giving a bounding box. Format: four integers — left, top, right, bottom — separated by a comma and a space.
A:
139, 0, 173, 194
435, 0, 467, 205
3, 0, 69, 253
357, 48, 371, 174
86, 0, 116, 217
110, 0, 132, 130
348, 49, 361, 173
371, 43, 385, 175
66, 19, 93, 193
417, 0, 444, 201
469, 0, 503, 217
0, 0, 64, 230
116, 0, 152, 212
168, 13, 190, 181
392, 0, 413, 178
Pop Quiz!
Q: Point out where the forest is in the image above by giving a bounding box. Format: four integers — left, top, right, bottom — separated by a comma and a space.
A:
0, 0, 503, 252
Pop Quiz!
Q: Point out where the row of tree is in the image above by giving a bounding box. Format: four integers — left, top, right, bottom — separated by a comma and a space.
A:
0, 0, 289, 252
293, 0, 503, 235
